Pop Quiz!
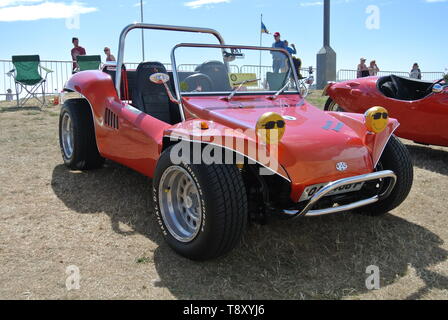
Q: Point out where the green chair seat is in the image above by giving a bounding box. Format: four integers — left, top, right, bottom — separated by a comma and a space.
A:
77, 55, 102, 71
12, 55, 43, 85
9, 55, 52, 108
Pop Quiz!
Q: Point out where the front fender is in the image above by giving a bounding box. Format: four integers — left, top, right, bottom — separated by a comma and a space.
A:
63, 71, 119, 117
163, 120, 291, 182
329, 112, 400, 167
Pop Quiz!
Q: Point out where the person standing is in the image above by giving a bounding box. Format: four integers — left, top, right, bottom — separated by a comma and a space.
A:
284, 40, 297, 55
282, 40, 297, 73
271, 32, 288, 73
357, 58, 370, 78
6, 89, 13, 102
71, 37, 86, 72
104, 47, 116, 62
410, 63, 422, 80
369, 60, 380, 76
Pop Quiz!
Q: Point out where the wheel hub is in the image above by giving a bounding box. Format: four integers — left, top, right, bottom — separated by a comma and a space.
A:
158, 166, 202, 243
61, 112, 74, 159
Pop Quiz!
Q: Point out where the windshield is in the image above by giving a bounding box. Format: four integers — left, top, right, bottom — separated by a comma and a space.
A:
172, 45, 299, 96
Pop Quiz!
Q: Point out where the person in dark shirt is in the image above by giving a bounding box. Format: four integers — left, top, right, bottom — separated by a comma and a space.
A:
71, 37, 86, 72
357, 58, 370, 78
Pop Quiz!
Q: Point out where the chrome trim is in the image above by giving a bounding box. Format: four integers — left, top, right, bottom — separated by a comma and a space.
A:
115, 23, 226, 101
373, 127, 399, 168
284, 170, 397, 218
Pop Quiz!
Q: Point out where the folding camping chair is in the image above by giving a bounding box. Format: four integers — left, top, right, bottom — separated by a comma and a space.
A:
7, 55, 53, 108
76, 55, 102, 72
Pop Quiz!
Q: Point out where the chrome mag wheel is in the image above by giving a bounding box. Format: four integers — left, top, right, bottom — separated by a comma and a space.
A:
158, 166, 202, 243
326, 99, 345, 112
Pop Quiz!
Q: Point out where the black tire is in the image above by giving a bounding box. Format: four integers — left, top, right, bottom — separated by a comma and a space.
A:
59, 99, 104, 170
152, 146, 248, 261
356, 136, 414, 216
324, 97, 345, 112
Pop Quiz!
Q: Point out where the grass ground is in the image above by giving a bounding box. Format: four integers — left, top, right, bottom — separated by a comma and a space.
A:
0, 94, 447, 300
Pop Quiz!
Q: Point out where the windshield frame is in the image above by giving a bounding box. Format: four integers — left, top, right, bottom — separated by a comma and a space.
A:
170, 43, 301, 100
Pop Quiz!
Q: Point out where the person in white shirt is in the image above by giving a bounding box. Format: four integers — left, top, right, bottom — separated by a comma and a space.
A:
369, 60, 380, 76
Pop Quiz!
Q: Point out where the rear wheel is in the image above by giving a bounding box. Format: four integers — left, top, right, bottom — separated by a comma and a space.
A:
59, 99, 104, 170
324, 97, 345, 112
356, 136, 414, 216
152, 146, 248, 261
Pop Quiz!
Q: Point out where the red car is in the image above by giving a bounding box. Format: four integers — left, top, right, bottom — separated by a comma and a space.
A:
324, 75, 448, 147
59, 24, 413, 260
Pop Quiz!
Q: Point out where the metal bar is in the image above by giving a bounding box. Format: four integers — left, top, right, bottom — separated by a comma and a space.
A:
170, 43, 301, 100
115, 23, 226, 99
283, 170, 397, 218
140, 0, 145, 61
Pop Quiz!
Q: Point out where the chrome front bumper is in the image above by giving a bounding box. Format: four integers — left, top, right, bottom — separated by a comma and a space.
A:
284, 170, 397, 218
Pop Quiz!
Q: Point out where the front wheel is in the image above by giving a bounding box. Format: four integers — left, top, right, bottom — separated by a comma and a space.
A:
152, 147, 248, 261
356, 136, 414, 216
324, 97, 345, 112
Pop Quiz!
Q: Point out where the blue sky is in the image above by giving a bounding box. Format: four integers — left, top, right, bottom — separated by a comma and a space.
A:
0, 0, 447, 72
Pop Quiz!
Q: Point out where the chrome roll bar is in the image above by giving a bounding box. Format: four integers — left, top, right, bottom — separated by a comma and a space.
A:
170, 43, 300, 121
115, 23, 226, 99
283, 170, 397, 218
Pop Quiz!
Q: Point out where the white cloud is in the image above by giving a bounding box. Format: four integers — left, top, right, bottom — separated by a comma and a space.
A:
425, 0, 448, 2
133, 1, 146, 7
299, 1, 323, 7
0, 1, 97, 22
184, 0, 230, 9
0, 0, 42, 7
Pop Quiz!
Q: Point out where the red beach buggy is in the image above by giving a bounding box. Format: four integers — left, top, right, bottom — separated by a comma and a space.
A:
324, 76, 448, 147
59, 24, 413, 260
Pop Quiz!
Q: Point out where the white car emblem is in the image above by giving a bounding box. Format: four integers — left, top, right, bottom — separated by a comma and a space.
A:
336, 162, 348, 172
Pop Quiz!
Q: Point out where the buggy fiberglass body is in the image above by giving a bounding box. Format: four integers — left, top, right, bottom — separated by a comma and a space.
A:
59, 24, 413, 260
324, 75, 448, 147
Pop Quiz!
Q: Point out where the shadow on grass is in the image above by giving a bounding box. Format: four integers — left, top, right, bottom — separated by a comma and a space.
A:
51, 162, 447, 300
406, 144, 448, 176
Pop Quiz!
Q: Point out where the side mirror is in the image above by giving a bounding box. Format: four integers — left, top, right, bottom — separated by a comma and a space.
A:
150, 73, 170, 85
149, 73, 179, 104
432, 83, 444, 94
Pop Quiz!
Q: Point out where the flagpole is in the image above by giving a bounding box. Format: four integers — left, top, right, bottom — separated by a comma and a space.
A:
259, 14, 263, 79
141, 0, 145, 61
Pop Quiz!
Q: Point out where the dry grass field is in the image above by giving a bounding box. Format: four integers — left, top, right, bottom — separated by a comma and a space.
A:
0, 94, 447, 300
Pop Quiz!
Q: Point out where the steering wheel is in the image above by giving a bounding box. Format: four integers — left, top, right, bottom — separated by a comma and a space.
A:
184, 73, 214, 93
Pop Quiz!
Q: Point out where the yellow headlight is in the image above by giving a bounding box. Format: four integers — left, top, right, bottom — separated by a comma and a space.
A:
364, 107, 389, 134
256, 112, 286, 144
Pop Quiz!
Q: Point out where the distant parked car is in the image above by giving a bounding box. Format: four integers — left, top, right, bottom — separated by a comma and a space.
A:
324, 75, 448, 147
